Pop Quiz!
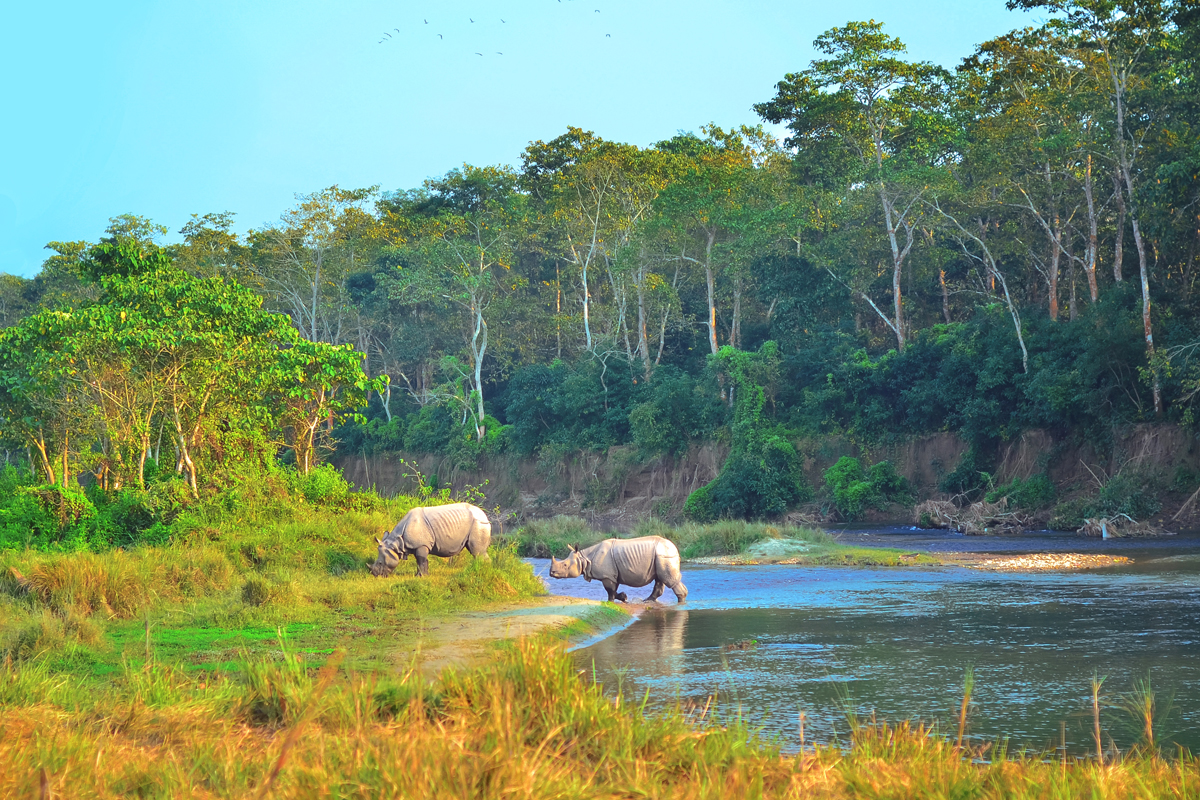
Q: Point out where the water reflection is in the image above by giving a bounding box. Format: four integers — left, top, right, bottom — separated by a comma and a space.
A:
584, 608, 688, 681
565, 558, 1200, 754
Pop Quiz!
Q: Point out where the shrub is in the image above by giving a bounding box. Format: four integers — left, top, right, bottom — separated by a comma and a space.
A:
290, 464, 352, 506
985, 474, 1056, 510
1049, 499, 1087, 531
1093, 470, 1161, 521
823, 456, 910, 520
513, 516, 597, 558
0, 484, 98, 552
683, 484, 715, 524
690, 344, 811, 521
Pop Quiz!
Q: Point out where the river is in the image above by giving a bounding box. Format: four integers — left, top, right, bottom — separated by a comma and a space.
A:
532, 527, 1200, 754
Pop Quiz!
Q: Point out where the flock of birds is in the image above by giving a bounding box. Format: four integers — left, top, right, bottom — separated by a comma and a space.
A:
377, 5, 612, 53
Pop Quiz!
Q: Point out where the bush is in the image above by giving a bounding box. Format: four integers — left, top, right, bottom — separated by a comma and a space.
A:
290, 464, 352, 506
823, 456, 910, 520
682, 484, 715, 523
1093, 470, 1161, 520
708, 433, 810, 519
512, 516, 598, 558
0, 484, 99, 552
984, 474, 1056, 510
1049, 498, 1087, 531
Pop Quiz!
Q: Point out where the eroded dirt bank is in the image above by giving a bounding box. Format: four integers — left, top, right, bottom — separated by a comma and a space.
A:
337, 423, 1200, 531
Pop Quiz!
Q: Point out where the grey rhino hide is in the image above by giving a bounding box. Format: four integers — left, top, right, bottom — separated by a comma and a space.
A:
371, 502, 492, 577
550, 536, 687, 603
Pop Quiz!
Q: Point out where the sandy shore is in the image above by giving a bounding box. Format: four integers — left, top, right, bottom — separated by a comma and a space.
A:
934, 552, 1132, 571
396, 596, 630, 673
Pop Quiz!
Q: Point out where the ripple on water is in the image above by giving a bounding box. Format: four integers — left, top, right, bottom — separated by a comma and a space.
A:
541, 551, 1200, 754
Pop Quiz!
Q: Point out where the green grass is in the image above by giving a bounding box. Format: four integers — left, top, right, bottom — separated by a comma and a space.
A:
2, 636, 1197, 799
509, 516, 942, 566
0, 491, 548, 677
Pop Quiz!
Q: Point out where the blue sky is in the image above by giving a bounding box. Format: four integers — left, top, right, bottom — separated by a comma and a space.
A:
1, 1, 1039, 277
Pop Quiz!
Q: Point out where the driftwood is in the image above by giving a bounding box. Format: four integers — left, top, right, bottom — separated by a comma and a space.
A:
1172, 482, 1200, 522
1077, 514, 1165, 538
914, 498, 1030, 535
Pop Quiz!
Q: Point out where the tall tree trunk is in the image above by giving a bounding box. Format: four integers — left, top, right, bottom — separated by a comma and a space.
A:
731, 273, 742, 350
1067, 238, 1078, 322
1049, 221, 1062, 322
471, 298, 488, 441
581, 260, 593, 352
704, 230, 718, 355
940, 269, 951, 323
1113, 169, 1126, 283
635, 255, 651, 379
1083, 152, 1100, 302
874, 141, 908, 350
31, 435, 55, 486
172, 404, 198, 498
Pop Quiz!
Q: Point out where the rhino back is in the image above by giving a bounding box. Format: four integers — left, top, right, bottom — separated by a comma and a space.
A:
585, 537, 660, 587
410, 503, 473, 556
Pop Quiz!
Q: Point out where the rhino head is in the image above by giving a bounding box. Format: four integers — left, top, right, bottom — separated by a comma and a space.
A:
548, 545, 586, 579
370, 532, 408, 577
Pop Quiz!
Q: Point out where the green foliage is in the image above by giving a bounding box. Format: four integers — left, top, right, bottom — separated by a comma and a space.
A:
1093, 471, 1162, 521
508, 516, 599, 558
682, 484, 716, 524
985, 474, 1056, 510
687, 343, 811, 521
289, 463, 352, 506
823, 456, 911, 520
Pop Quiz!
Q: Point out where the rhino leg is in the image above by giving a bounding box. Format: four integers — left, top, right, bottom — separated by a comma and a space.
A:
644, 579, 665, 603
668, 579, 688, 603
414, 545, 431, 578
601, 579, 627, 603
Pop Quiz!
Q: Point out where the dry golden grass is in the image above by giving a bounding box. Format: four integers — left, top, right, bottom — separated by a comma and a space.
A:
2, 638, 1199, 799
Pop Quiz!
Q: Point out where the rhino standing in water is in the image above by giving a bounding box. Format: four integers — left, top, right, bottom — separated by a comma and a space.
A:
370, 502, 492, 577
549, 536, 688, 603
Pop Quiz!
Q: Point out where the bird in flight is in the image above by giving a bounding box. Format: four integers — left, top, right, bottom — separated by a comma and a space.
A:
501, 18, 506, 22
438, 33, 443, 38
470, 17, 475, 22
475, 52, 483, 56
496, 51, 503, 55
424, 18, 428, 23
606, 33, 611, 37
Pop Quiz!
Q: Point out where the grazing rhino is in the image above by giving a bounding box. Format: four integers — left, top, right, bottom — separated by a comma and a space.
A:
548, 536, 687, 603
371, 502, 492, 578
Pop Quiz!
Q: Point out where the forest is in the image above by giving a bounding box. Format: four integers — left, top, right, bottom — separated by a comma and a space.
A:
2, 1, 1200, 537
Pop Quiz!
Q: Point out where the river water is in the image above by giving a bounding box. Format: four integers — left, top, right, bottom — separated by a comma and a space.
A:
532, 528, 1200, 754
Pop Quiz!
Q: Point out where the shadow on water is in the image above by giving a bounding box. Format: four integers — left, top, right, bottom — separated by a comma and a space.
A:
540, 532, 1200, 754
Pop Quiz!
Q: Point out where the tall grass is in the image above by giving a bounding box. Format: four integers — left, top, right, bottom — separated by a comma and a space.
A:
2, 637, 1199, 799
511, 516, 835, 560
1, 490, 545, 671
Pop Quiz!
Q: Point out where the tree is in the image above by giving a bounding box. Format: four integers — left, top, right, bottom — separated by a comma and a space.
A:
1011, 0, 1181, 412
757, 21, 954, 350
385, 166, 525, 441
252, 186, 381, 345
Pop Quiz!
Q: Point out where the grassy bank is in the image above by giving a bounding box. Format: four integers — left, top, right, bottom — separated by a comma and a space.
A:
510, 516, 941, 566
1, 485, 546, 676
2, 636, 1195, 799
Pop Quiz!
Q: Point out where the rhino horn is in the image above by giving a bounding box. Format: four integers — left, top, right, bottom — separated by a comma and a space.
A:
375, 536, 383, 545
